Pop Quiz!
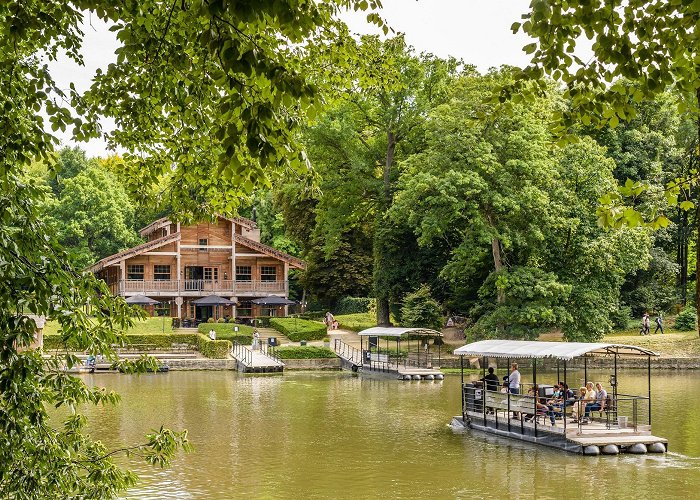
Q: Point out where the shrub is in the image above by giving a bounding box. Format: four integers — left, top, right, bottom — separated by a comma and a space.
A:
217, 318, 226, 323
207, 317, 215, 323
400, 285, 443, 331
675, 307, 697, 331
335, 297, 375, 315
196, 334, 231, 358
275, 346, 337, 359
269, 318, 326, 341
610, 306, 633, 330
43, 333, 198, 351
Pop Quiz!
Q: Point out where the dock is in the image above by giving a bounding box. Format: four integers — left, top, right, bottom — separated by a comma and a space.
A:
231, 342, 284, 373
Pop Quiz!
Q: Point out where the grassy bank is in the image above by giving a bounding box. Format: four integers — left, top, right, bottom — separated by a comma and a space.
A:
42, 317, 173, 335
604, 329, 700, 357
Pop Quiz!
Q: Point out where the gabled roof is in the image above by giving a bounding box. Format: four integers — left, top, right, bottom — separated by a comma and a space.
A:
88, 232, 181, 273
139, 215, 258, 237
453, 340, 658, 360
234, 234, 305, 270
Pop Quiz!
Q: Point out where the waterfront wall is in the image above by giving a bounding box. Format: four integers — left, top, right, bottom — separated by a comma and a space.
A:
438, 356, 700, 370
165, 357, 341, 371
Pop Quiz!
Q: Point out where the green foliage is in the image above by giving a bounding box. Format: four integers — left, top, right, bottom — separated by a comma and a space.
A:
43, 317, 173, 336
675, 308, 697, 332
274, 346, 337, 359
335, 297, 375, 315
400, 285, 443, 331
269, 318, 326, 341
43, 162, 142, 268
609, 306, 634, 331
335, 313, 377, 332
207, 317, 216, 323
472, 267, 572, 340
195, 334, 232, 359
43, 333, 198, 351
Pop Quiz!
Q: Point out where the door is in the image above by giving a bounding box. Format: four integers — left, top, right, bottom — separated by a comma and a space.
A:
203, 267, 219, 291
195, 306, 212, 321
185, 266, 203, 290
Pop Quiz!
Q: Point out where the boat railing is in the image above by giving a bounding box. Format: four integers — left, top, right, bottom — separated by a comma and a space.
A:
231, 341, 252, 366
463, 384, 652, 435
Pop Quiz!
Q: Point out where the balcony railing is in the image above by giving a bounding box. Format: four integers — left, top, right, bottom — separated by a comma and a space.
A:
120, 279, 287, 294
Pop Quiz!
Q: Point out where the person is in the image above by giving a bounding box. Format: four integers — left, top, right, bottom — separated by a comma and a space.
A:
252, 329, 260, 350
480, 367, 500, 392
654, 313, 664, 335
508, 362, 521, 419
640, 313, 651, 335
324, 311, 334, 329
332, 319, 339, 330
508, 363, 521, 395
524, 385, 548, 422
570, 387, 587, 422
208, 328, 216, 340
446, 317, 455, 327
583, 383, 608, 422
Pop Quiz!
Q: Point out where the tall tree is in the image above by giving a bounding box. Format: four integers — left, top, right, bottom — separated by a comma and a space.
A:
0, 1, 380, 495
512, 0, 700, 334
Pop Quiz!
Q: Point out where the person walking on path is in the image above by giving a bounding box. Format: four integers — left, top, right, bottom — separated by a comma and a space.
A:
654, 314, 664, 335
640, 313, 651, 335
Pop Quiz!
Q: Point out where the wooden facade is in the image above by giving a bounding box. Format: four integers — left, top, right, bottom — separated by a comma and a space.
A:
90, 216, 305, 320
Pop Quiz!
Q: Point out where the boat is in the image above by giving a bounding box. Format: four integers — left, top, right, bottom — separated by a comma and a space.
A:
450, 339, 668, 455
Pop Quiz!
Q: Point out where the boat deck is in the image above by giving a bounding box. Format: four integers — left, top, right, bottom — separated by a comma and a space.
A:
454, 412, 667, 455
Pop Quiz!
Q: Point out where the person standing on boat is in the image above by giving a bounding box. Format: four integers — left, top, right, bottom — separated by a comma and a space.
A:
654, 313, 664, 335
508, 363, 521, 394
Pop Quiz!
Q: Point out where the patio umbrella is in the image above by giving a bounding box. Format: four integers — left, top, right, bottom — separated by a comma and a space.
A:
251, 296, 296, 306
193, 295, 235, 322
125, 294, 160, 305
192, 295, 235, 306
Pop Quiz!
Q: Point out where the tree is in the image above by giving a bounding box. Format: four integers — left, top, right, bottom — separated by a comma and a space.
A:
46, 166, 142, 268
0, 1, 380, 495
400, 285, 443, 331
512, 0, 700, 335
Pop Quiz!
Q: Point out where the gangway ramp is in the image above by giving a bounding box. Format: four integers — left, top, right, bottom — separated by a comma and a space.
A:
231, 342, 284, 373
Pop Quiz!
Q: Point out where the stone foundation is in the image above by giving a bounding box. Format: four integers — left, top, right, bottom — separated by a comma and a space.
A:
166, 358, 238, 370
281, 358, 341, 370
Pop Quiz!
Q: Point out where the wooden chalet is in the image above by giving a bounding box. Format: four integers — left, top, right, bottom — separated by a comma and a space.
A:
89, 216, 305, 321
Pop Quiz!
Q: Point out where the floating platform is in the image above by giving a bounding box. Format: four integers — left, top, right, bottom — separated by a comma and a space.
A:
450, 414, 668, 455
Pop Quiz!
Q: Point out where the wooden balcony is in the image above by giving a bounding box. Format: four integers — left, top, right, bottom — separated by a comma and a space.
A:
120, 279, 287, 296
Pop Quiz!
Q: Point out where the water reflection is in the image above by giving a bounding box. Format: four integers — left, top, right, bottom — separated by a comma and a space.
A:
73, 370, 700, 498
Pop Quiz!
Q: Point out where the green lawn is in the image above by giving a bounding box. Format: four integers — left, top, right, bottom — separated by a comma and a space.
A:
334, 312, 397, 332
605, 329, 700, 357
43, 317, 173, 335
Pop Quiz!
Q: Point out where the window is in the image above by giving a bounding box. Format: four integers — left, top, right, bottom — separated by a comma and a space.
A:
127, 264, 144, 280
154, 265, 171, 280
204, 267, 218, 281
199, 238, 208, 252
236, 266, 252, 282
156, 302, 171, 317
260, 266, 277, 282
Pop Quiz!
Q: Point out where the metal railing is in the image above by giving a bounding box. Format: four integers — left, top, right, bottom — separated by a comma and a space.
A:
259, 343, 281, 363
120, 279, 287, 294
333, 339, 363, 366
231, 341, 252, 366
462, 384, 651, 435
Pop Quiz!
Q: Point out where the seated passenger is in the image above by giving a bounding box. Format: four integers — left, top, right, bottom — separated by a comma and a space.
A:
524, 385, 548, 422
582, 382, 608, 422
570, 387, 587, 422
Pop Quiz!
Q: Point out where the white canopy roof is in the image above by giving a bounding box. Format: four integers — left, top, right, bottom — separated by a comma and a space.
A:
358, 327, 443, 337
453, 339, 658, 361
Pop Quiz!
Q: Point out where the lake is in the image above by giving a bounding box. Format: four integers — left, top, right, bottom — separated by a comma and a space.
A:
77, 370, 700, 498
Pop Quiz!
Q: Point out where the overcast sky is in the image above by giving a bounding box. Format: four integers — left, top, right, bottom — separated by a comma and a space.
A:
52, 1, 533, 157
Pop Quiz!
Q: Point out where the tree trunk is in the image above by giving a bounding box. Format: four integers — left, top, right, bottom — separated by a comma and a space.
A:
491, 237, 505, 304
374, 130, 396, 327
696, 88, 700, 337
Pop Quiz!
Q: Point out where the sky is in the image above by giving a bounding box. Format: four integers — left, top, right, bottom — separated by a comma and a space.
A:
52, 1, 533, 157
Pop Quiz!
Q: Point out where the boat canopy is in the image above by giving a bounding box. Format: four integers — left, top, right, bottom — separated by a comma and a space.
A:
358, 327, 443, 337
453, 340, 658, 361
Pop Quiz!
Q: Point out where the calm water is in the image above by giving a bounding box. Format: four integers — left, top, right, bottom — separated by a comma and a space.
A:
76, 370, 700, 499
